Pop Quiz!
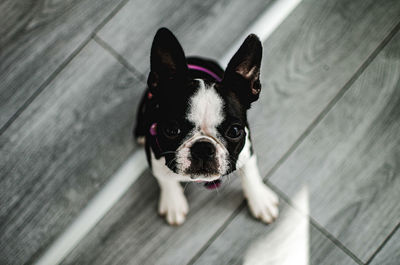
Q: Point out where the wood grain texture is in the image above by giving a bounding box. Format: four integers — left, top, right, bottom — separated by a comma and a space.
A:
247, 0, 400, 176
61, 0, 400, 264
0, 41, 143, 265
193, 200, 359, 265
370, 228, 400, 265
97, 0, 275, 74
0, 0, 124, 130
269, 31, 400, 262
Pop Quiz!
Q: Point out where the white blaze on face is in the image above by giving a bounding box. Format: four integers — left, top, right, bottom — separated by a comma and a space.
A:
175, 79, 229, 178
187, 79, 224, 134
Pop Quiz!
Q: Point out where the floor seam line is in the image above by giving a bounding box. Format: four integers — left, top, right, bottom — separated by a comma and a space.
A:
186, 201, 247, 265
265, 181, 365, 265
90, 0, 131, 37
93, 35, 148, 84
0, 0, 131, 136
0, 38, 91, 136
310, 221, 365, 265
365, 222, 400, 265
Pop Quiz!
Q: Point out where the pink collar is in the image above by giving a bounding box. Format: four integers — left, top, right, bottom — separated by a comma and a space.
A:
188, 64, 222, 82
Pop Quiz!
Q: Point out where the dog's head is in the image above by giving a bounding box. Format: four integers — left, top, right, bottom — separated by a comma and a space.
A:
148, 28, 262, 182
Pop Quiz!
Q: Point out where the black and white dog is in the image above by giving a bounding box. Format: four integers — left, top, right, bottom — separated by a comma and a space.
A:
134, 28, 278, 225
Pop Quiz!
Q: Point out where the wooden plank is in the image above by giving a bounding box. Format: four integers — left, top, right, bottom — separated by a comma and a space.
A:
370, 228, 400, 265
61, 0, 400, 264
193, 200, 359, 265
0, 41, 143, 265
97, 0, 276, 74
0, 0, 125, 130
269, 31, 400, 262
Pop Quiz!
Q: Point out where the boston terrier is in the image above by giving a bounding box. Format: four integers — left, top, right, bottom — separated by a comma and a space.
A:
134, 28, 279, 225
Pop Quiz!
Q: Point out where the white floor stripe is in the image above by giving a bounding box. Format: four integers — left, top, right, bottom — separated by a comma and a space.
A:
220, 0, 302, 67
34, 150, 147, 265
35, 0, 302, 263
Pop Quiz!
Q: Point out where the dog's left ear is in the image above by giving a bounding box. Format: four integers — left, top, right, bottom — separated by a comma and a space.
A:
148, 28, 188, 94
223, 34, 262, 109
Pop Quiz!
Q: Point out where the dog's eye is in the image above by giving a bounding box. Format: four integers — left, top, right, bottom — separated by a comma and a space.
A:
226, 125, 244, 140
163, 121, 181, 139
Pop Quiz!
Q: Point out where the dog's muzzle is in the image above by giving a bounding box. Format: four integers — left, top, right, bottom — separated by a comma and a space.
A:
185, 139, 220, 177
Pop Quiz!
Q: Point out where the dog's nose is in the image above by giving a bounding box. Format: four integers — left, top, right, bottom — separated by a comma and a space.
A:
190, 141, 216, 161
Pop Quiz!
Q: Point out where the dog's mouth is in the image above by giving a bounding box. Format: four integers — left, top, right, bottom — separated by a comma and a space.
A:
194, 179, 222, 190
204, 179, 222, 189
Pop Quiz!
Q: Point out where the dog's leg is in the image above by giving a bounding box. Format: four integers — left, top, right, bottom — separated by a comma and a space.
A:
239, 155, 279, 223
155, 177, 189, 226
151, 151, 189, 225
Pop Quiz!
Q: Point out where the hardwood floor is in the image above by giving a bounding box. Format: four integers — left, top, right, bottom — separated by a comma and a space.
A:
0, 0, 399, 264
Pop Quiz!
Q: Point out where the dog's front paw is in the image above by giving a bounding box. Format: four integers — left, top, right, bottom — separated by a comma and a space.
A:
246, 184, 279, 224
158, 190, 189, 226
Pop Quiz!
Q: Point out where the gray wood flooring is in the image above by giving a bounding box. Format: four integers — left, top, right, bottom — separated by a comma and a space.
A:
1, 0, 399, 264
269, 30, 400, 262
249, 0, 400, 175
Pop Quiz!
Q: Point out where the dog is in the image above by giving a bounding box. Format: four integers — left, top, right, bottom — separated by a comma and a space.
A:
134, 28, 279, 225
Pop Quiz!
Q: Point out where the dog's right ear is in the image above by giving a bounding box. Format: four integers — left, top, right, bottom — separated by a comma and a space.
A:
223, 34, 262, 109
148, 28, 188, 93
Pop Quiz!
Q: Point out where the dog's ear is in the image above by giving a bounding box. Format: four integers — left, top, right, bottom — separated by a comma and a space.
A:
148, 28, 188, 92
223, 34, 262, 109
